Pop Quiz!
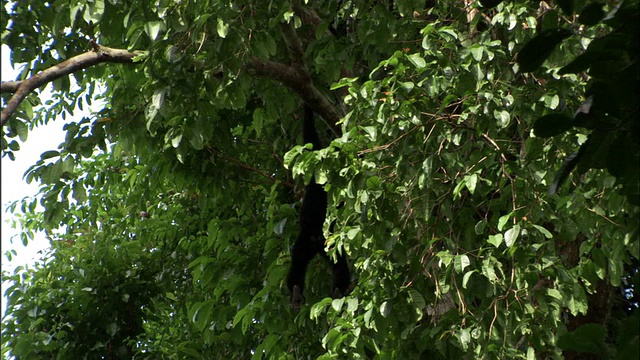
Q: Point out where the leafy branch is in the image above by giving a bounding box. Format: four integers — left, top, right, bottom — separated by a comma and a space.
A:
247, 20, 342, 134
1, 40, 144, 126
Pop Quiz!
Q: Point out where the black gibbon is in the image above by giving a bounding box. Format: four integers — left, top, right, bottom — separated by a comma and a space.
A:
286, 106, 351, 308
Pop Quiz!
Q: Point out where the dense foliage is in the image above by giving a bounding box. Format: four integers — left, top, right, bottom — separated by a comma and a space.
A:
2, 0, 638, 359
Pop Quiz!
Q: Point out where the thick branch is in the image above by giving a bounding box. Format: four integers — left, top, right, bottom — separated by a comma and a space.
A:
291, 6, 352, 116
247, 58, 342, 134
1, 43, 143, 126
280, 22, 307, 68
248, 19, 343, 134
0, 81, 21, 93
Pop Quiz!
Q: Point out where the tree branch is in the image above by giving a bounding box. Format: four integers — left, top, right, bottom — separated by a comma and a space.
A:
279, 21, 307, 68
291, 7, 352, 118
246, 18, 343, 135
1, 42, 144, 126
247, 58, 342, 134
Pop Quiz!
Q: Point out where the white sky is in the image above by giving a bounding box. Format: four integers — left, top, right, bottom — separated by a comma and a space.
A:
1, 44, 80, 317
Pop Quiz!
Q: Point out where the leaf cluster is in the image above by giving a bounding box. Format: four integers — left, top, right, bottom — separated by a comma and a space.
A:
2, 0, 638, 359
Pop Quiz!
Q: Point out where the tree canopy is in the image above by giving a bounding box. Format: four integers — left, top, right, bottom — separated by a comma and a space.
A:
1, 0, 638, 359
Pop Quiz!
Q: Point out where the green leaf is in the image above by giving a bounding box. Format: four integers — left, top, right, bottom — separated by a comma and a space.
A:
23, 100, 34, 120
504, 225, 520, 247
470, 45, 483, 61
331, 297, 345, 311
188, 130, 204, 150
366, 175, 381, 189
152, 88, 166, 109
283, 145, 305, 169
72, 183, 87, 203
171, 132, 183, 148
545, 94, 560, 109
474, 220, 487, 235
380, 301, 392, 317
310, 298, 332, 320
465, 174, 478, 194
347, 227, 360, 240
7, 140, 20, 151
3, 2, 636, 357
252, 108, 265, 137
83, 0, 104, 24
407, 289, 425, 320
497, 212, 513, 231
532, 224, 553, 239
454, 254, 471, 273
494, 109, 510, 128
406, 54, 426, 69
399, 81, 415, 92
232, 306, 249, 331
346, 298, 358, 313
40, 150, 60, 160
106, 322, 117, 336
217, 18, 229, 38
462, 270, 476, 289
547, 288, 563, 300
146, 108, 158, 130
456, 328, 471, 350
165, 45, 180, 63
70, 3, 82, 27
144, 21, 165, 41
15, 120, 28, 142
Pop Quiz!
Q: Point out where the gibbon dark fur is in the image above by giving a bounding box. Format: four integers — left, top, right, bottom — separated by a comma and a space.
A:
286, 106, 351, 308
